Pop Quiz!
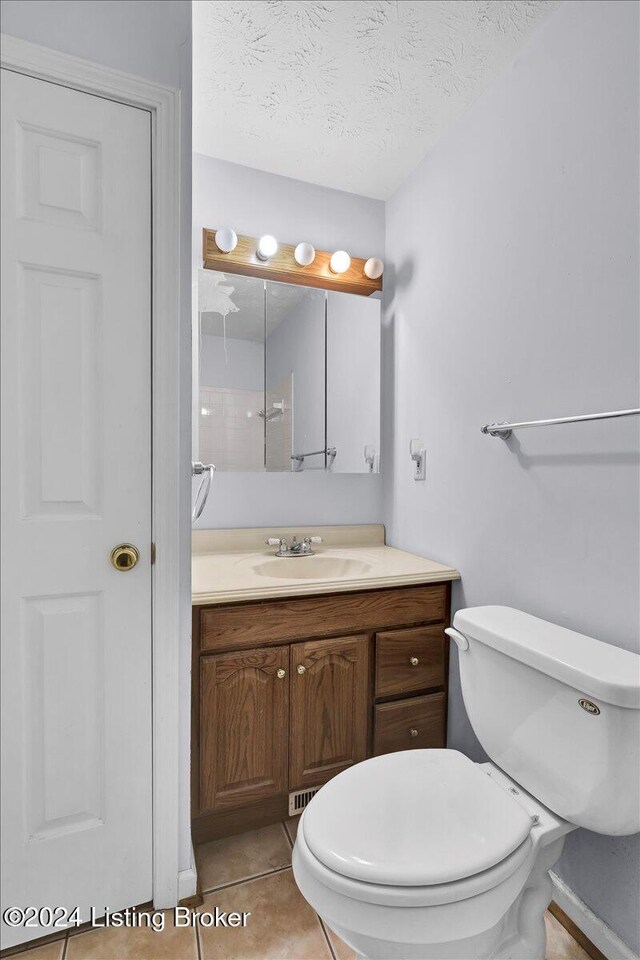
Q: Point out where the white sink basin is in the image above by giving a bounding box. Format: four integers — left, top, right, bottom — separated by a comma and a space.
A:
252, 556, 373, 580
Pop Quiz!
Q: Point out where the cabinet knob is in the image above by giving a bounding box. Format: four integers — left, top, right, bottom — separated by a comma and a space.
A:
409, 656, 420, 666
410, 728, 419, 738
276, 668, 286, 679
297, 664, 306, 675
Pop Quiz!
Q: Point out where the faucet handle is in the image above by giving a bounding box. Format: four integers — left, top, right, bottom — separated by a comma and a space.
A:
308, 536, 323, 544
265, 537, 283, 546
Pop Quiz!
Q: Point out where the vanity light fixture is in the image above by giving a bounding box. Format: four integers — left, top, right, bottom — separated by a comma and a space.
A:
203, 228, 383, 295
294, 242, 316, 267
330, 250, 351, 274
214, 226, 238, 254
364, 257, 384, 280
257, 235, 278, 260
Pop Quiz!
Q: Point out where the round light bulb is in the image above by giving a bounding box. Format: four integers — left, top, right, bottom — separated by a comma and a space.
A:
257, 235, 278, 260
294, 242, 316, 267
215, 226, 237, 254
364, 257, 384, 280
330, 250, 351, 274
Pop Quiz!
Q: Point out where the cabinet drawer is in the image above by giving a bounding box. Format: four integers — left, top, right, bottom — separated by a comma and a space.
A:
199, 585, 447, 652
373, 693, 445, 756
375, 626, 445, 699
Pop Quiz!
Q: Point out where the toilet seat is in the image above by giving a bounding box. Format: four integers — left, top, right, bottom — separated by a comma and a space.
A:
301, 750, 534, 892
296, 816, 534, 908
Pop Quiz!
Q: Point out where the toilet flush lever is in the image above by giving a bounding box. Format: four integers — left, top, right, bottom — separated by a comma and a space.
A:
445, 627, 469, 652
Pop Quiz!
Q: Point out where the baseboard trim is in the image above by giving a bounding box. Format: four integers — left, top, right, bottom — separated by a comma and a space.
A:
177, 842, 199, 904
550, 872, 639, 960
549, 901, 608, 960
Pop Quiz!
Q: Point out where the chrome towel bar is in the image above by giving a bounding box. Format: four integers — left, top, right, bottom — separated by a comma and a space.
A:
291, 447, 337, 463
482, 408, 640, 439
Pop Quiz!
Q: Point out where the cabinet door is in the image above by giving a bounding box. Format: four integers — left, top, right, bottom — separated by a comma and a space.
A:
290, 634, 369, 790
200, 647, 289, 812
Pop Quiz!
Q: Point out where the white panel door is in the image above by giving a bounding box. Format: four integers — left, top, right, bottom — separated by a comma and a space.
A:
1, 70, 152, 948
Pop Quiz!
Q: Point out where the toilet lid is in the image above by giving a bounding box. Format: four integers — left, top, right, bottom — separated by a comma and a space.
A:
301, 750, 533, 886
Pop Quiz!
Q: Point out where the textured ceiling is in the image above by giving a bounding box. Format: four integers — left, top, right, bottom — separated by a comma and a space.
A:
199, 271, 314, 340
193, 0, 559, 199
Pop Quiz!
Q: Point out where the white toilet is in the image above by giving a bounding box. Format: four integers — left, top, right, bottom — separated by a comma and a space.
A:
292, 606, 640, 960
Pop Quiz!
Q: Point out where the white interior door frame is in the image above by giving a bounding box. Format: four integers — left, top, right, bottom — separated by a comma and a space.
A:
1, 33, 184, 908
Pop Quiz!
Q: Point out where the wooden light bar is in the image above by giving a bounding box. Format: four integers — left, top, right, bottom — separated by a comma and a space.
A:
202, 228, 382, 297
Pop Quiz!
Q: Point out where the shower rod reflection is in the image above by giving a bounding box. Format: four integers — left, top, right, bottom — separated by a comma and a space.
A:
482, 408, 640, 440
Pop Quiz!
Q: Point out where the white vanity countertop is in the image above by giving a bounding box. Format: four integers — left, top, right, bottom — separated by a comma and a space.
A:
192, 525, 460, 605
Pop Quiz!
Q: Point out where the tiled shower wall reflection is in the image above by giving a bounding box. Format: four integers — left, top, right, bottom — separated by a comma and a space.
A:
199, 385, 264, 471
200, 375, 293, 471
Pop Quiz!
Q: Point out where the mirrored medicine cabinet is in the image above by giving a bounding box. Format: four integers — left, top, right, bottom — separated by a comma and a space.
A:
195, 271, 381, 474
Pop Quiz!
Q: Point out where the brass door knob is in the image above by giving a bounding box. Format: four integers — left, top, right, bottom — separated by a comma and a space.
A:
110, 544, 140, 571
410, 728, 419, 738
409, 656, 420, 666
297, 665, 306, 675
276, 668, 286, 679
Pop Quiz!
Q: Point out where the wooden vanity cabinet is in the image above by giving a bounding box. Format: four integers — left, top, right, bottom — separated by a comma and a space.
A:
192, 582, 452, 843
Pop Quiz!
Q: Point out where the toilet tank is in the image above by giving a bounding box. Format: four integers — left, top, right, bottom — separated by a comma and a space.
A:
452, 606, 640, 835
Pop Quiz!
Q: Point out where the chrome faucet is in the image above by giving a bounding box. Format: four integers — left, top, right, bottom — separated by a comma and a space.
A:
265, 535, 323, 557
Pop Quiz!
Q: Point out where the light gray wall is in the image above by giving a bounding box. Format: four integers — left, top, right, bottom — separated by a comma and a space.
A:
193, 154, 385, 527
0, 0, 190, 87
1, 0, 195, 879
384, 0, 639, 951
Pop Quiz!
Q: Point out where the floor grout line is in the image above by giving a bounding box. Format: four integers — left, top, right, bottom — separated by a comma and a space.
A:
319, 917, 338, 960
0, 932, 69, 960
284, 820, 336, 960
195, 915, 202, 960
282, 819, 295, 849
200, 863, 292, 897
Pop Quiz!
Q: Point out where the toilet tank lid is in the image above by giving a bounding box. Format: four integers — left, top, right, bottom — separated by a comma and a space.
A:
453, 606, 640, 709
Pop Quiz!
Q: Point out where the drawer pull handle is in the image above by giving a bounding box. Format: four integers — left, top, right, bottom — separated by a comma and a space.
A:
297, 664, 306, 675
276, 668, 286, 679
409, 656, 420, 666
410, 728, 419, 738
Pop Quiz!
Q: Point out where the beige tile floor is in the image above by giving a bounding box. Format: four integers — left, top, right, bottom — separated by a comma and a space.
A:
6, 820, 593, 960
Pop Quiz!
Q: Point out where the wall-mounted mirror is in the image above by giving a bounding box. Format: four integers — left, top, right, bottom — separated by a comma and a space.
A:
327, 291, 380, 473
195, 271, 380, 473
197, 271, 265, 472
266, 282, 326, 471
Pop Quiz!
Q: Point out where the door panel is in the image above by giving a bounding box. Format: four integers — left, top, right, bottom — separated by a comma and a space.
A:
1, 70, 151, 948
289, 635, 369, 789
200, 647, 289, 812
21, 265, 101, 517
25, 593, 104, 838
